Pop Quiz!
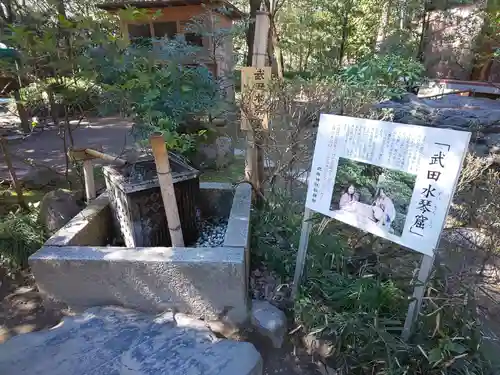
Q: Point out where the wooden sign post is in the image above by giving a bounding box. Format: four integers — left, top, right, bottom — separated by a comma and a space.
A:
243, 10, 270, 193
240, 67, 271, 132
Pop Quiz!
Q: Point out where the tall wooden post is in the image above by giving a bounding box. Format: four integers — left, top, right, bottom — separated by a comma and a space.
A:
245, 10, 270, 193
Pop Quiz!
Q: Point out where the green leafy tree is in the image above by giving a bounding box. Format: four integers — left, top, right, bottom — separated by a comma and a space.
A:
89, 8, 236, 154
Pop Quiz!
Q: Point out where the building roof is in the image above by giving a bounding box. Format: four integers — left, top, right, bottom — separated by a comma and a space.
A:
97, 0, 244, 19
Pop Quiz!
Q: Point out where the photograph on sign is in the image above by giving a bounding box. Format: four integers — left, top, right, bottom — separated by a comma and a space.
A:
330, 157, 417, 237
306, 114, 470, 256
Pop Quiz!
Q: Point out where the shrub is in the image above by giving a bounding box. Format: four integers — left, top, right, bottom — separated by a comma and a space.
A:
251, 190, 495, 375
89, 10, 236, 155
16, 77, 101, 121
0, 203, 46, 269
340, 54, 425, 99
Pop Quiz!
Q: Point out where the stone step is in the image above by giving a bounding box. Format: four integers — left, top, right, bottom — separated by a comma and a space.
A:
0, 306, 263, 375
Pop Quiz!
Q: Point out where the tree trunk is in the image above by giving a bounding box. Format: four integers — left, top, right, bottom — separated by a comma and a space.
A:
279, 46, 285, 74
399, 0, 407, 30
303, 39, 313, 72
268, 21, 283, 78
0, 137, 27, 210
12, 89, 30, 134
12, 60, 30, 134
47, 86, 59, 127
0, 0, 13, 25
246, 0, 263, 66
338, 8, 350, 68
417, 7, 430, 62
375, 0, 392, 53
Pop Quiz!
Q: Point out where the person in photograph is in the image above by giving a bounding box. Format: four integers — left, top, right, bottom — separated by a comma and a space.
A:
338, 184, 359, 212
372, 188, 396, 230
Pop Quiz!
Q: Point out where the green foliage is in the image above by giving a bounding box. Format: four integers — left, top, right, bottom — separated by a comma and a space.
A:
278, 0, 383, 72
251, 191, 494, 375
0, 10, 117, 127
0, 204, 46, 269
271, 0, 426, 73
340, 54, 425, 98
88, 11, 235, 154
18, 78, 101, 119
92, 41, 220, 153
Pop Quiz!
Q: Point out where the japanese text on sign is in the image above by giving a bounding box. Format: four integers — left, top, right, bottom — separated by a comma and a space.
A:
240, 67, 271, 131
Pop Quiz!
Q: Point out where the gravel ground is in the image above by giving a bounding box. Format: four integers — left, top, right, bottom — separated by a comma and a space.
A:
194, 218, 228, 247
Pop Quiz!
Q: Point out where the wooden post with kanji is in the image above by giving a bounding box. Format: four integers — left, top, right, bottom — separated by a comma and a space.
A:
242, 10, 270, 194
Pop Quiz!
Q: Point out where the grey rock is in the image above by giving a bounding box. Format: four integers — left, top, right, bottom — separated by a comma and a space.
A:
44, 192, 112, 247
20, 168, 66, 189
485, 134, 500, 149
471, 143, 490, 157
193, 136, 234, 170
375, 94, 500, 152
251, 300, 286, 349
39, 189, 82, 234
0, 306, 263, 375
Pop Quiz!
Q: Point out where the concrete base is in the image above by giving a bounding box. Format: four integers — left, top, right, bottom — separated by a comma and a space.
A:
0, 306, 263, 375
29, 183, 252, 324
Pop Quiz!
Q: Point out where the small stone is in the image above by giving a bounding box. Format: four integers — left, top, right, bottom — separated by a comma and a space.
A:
302, 333, 336, 358
251, 300, 287, 349
13, 286, 34, 295
13, 324, 36, 335
195, 218, 228, 247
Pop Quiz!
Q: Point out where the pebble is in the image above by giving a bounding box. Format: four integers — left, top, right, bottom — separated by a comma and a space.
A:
194, 218, 228, 247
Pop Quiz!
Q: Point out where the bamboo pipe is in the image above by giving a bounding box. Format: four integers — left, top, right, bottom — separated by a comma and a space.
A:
149, 132, 185, 247
84, 148, 127, 166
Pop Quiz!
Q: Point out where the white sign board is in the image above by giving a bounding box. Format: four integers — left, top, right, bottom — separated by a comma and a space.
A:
306, 114, 471, 256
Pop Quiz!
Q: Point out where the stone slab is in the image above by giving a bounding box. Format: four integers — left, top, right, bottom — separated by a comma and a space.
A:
44, 192, 112, 247
0, 306, 263, 375
250, 300, 287, 349
224, 183, 252, 291
223, 183, 252, 249
199, 182, 235, 218
29, 246, 248, 323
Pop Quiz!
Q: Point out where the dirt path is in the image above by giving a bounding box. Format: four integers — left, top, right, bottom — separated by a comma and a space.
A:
0, 267, 66, 344
0, 116, 136, 182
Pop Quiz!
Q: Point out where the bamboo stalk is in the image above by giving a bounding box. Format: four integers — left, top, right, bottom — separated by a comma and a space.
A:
82, 159, 96, 202
149, 132, 185, 247
84, 148, 127, 166
0, 137, 27, 210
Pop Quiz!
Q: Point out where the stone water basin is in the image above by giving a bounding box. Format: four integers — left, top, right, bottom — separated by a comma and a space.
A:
28, 182, 252, 324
